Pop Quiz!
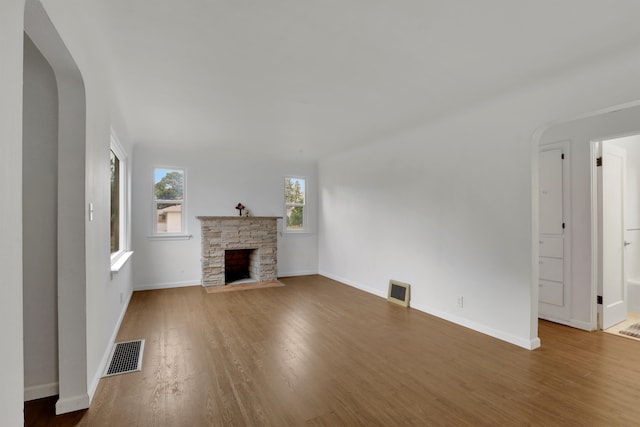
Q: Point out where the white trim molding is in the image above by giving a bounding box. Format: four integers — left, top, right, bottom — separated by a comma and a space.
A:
277, 270, 319, 278
134, 280, 201, 291
56, 393, 90, 415
110, 251, 133, 275
24, 382, 59, 402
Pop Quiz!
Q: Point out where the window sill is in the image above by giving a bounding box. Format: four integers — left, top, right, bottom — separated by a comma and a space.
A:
281, 230, 313, 236
147, 234, 193, 241
110, 251, 133, 275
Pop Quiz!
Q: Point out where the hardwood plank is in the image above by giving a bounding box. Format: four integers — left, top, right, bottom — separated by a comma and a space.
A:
25, 275, 640, 426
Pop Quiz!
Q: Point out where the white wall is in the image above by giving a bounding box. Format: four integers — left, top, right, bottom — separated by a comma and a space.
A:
132, 144, 318, 289
26, 0, 135, 412
0, 0, 26, 423
22, 33, 59, 400
319, 42, 640, 349
541, 107, 640, 327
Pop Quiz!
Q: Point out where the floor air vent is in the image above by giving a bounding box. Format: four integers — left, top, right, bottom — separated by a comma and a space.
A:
103, 339, 145, 377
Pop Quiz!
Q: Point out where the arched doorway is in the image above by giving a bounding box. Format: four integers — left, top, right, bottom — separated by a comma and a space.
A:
24, 0, 88, 415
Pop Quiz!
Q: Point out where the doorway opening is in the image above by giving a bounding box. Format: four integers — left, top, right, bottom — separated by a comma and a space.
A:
25, 0, 89, 414
535, 103, 640, 337
595, 134, 640, 338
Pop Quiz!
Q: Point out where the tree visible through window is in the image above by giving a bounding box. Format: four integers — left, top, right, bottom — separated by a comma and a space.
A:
285, 177, 305, 231
154, 168, 185, 233
110, 150, 120, 253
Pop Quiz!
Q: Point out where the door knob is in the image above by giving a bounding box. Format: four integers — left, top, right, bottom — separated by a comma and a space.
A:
624, 241, 632, 246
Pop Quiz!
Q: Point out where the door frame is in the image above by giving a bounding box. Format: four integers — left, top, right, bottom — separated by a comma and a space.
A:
590, 139, 599, 330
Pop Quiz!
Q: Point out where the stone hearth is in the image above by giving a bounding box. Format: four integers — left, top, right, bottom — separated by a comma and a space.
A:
197, 216, 279, 286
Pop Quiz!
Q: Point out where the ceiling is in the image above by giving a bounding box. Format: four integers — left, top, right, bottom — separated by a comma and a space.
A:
43, 0, 640, 160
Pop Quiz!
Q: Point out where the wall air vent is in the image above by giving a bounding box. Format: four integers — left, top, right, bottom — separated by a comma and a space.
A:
103, 339, 145, 377
388, 280, 411, 307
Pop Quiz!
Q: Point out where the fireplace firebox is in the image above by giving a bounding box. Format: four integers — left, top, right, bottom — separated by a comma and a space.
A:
224, 249, 258, 284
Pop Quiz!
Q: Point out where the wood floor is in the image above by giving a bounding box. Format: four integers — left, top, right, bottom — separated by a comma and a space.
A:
26, 275, 640, 426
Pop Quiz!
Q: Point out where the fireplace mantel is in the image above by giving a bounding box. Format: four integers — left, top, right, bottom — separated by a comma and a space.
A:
196, 216, 282, 221
197, 216, 281, 286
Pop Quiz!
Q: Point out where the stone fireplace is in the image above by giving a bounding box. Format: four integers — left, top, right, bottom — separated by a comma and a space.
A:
197, 216, 279, 286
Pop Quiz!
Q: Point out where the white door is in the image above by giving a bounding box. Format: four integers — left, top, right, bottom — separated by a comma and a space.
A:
602, 143, 627, 329
538, 144, 570, 321
539, 149, 564, 235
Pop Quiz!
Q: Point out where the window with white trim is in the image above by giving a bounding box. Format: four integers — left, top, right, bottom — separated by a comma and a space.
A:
153, 167, 186, 234
284, 176, 306, 232
110, 133, 129, 262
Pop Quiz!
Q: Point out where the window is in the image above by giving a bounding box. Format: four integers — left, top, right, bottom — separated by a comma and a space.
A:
110, 132, 129, 265
284, 176, 306, 232
110, 150, 120, 253
154, 167, 185, 234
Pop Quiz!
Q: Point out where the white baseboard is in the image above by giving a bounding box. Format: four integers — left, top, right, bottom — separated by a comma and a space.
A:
318, 272, 540, 350
134, 280, 200, 291
539, 315, 595, 332
414, 302, 541, 350
55, 393, 90, 415
278, 270, 319, 278
88, 289, 133, 401
568, 319, 594, 331
24, 382, 58, 401
529, 337, 542, 350
134, 275, 323, 290
318, 271, 387, 299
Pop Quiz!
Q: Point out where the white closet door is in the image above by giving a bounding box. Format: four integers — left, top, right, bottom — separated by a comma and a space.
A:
539, 149, 563, 235
538, 144, 570, 321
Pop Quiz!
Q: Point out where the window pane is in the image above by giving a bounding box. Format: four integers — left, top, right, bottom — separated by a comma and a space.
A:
154, 167, 185, 234
285, 177, 305, 204
286, 206, 304, 230
156, 203, 182, 233
154, 169, 184, 201
110, 150, 120, 253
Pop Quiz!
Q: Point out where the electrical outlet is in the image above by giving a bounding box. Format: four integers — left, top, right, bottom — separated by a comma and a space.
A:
457, 296, 464, 309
